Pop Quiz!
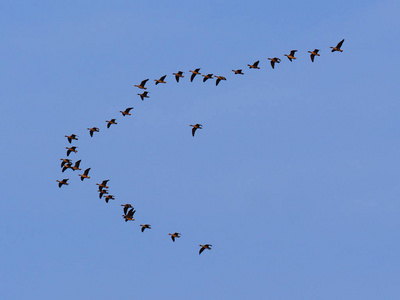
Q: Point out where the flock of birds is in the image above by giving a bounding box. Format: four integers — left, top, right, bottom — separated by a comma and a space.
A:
57, 39, 345, 255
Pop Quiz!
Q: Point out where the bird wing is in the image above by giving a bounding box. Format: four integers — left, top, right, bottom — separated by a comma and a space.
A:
199, 247, 205, 255
141, 226, 145, 232
254, 60, 259, 67
68, 137, 72, 143
195, 68, 200, 72
102, 180, 109, 185
125, 107, 133, 113
310, 54, 315, 62
190, 73, 196, 82
337, 39, 344, 48
107, 122, 111, 128
140, 79, 149, 87
124, 206, 128, 215
171, 235, 175, 242
290, 50, 297, 56
75, 160, 81, 168
216, 78, 221, 86
270, 60, 275, 69
160, 75, 166, 81
175, 74, 180, 82
66, 149, 71, 156
58, 182, 62, 188
192, 127, 197, 136
84, 168, 91, 176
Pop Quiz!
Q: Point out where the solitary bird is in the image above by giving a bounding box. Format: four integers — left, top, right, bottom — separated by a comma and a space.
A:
106, 119, 117, 128
169, 232, 181, 242
140, 224, 151, 232
247, 60, 260, 69
71, 159, 82, 171
104, 194, 115, 203
173, 71, 184, 82
232, 69, 244, 75
99, 189, 108, 199
66, 146, 78, 156
330, 39, 344, 52
154, 75, 167, 85
308, 49, 320, 62
56, 178, 69, 188
202, 74, 213, 82
199, 244, 212, 255
134, 79, 149, 89
96, 180, 109, 191
138, 91, 149, 101
65, 134, 78, 144
284, 50, 297, 62
268, 57, 281, 69
214, 75, 227, 86
121, 204, 133, 215
87, 127, 99, 137
120, 107, 133, 117
190, 124, 202, 136
189, 68, 201, 82
123, 207, 135, 221
60, 158, 72, 168
79, 168, 91, 181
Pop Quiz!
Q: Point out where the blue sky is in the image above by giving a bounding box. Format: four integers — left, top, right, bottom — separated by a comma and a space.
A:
2, 1, 400, 299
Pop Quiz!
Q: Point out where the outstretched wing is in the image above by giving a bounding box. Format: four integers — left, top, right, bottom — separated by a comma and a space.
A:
84, 168, 91, 176
140, 79, 149, 87
216, 78, 221, 86
190, 73, 196, 82
336, 39, 344, 49
253, 60, 259, 67
199, 247, 205, 255
192, 127, 197, 136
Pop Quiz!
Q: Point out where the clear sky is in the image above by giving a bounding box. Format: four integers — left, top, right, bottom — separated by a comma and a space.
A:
1, 0, 400, 299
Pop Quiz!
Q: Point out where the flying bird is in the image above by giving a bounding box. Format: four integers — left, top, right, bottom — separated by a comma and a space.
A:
169, 232, 181, 242
134, 79, 149, 89
65, 134, 78, 144
62, 162, 73, 172
330, 39, 344, 52
104, 194, 115, 203
138, 91, 149, 101
56, 178, 69, 188
66, 146, 78, 156
140, 224, 151, 232
214, 75, 227, 86
121, 204, 133, 215
106, 119, 117, 128
247, 60, 260, 69
99, 189, 109, 199
202, 74, 213, 82
123, 207, 135, 221
87, 127, 99, 137
199, 244, 212, 255
189, 68, 201, 82
120, 107, 133, 117
173, 71, 184, 82
268, 57, 281, 69
308, 49, 320, 62
232, 69, 244, 75
154, 75, 167, 85
96, 180, 109, 191
71, 159, 82, 171
190, 124, 202, 136
284, 50, 297, 62
60, 158, 72, 168
79, 168, 91, 181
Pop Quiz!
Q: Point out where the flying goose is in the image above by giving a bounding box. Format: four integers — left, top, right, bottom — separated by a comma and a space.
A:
121, 204, 133, 215
154, 75, 167, 85
232, 69, 244, 75
87, 127, 99, 137
268, 57, 281, 69
65, 134, 78, 144
308, 49, 320, 62
173, 71, 184, 82
247, 60, 260, 69
134, 79, 149, 89
138, 91, 149, 101
96, 180, 109, 191
202, 74, 213, 82
199, 244, 212, 255
120, 107, 133, 116
189, 68, 201, 82
140, 224, 151, 232
190, 124, 202, 136
56, 178, 69, 188
330, 39, 344, 52
214, 75, 227, 86
169, 232, 181, 242
79, 168, 91, 181
284, 50, 297, 62
66, 146, 78, 156
106, 119, 117, 128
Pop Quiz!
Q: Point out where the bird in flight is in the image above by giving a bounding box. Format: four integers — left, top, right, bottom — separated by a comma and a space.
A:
214, 75, 227, 86
98, 189, 109, 199
140, 224, 151, 232
190, 124, 202, 136
56, 178, 69, 188
121, 204, 133, 215
87, 127, 99, 137
123, 207, 135, 221
66, 146, 78, 156
308, 49, 320, 62
189, 68, 201, 82
79, 168, 91, 181
120, 107, 133, 117
330, 39, 344, 52
268, 57, 281, 69
202, 74, 213, 82
96, 180, 109, 191
173, 71, 184, 82
106, 119, 117, 128
154, 75, 167, 85
284, 50, 297, 62
60, 158, 72, 168
247, 60, 260, 69
138, 91, 149, 101
232, 69, 244, 75
71, 159, 82, 171
169, 232, 181, 242
65, 134, 78, 144
104, 194, 115, 203
134, 79, 149, 89
199, 244, 212, 255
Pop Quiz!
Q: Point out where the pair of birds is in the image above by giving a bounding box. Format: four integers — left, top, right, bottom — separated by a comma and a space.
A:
56, 167, 90, 187
97, 180, 115, 202
121, 204, 151, 232
168, 232, 212, 254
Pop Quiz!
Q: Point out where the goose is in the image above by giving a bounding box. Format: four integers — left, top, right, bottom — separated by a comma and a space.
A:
189, 68, 201, 82
330, 39, 344, 52
232, 69, 244, 75
247, 60, 260, 69
79, 168, 91, 181
134, 79, 149, 89
154, 75, 167, 85
214, 75, 227, 86
308, 49, 320, 62
66, 146, 78, 156
120, 107, 133, 116
99, 189, 108, 199
96, 180, 109, 191
202, 74, 213, 82
138, 91, 149, 101
56, 178, 69, 188
106, 119, 117, 128
62, 162, 73, 172
60, 158, 72, 168
284, 50, 297, 62
123, 207, 135, 221
121, 204, 133, 215
87, 127, 99, 137
169, 232, 181, 242
173, 71, 184, 82
104, 194, 115, 203
140, 224, 151, 232
190, 124, 202, 136
65, 134, 78, 144
268, 57, 281, 69
199, 244, 212, 255
71, 159, 81, 171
